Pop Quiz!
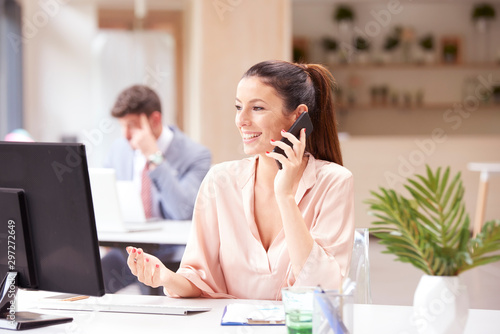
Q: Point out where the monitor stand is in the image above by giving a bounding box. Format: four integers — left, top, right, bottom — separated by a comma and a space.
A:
0, 272, 73, 330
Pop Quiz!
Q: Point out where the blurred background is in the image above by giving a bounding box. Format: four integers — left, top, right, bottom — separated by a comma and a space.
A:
1, 0, 500, 229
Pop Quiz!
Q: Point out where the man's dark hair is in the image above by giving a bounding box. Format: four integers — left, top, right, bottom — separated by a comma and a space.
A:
111, 85, 161, 118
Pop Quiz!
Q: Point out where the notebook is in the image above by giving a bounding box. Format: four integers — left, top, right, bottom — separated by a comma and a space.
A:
88, 168, 164, 232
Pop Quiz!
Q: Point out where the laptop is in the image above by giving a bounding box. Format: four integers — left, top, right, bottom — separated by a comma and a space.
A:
88, 168, 164, 232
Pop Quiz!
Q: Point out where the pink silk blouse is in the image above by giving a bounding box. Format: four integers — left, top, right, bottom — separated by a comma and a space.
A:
175, 154, 354, 300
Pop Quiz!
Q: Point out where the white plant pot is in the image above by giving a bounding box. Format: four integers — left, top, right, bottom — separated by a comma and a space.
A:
475, 18, 489, 34
413, 275, 469, 334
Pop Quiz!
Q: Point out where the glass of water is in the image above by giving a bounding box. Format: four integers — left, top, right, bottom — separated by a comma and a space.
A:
282, 286, 315, 334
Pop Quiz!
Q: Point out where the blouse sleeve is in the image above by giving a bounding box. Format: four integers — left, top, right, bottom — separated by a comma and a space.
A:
170, 168, 236, 299
287, 170, 355, 290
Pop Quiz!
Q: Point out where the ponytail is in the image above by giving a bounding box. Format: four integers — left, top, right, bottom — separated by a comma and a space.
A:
302, 65, 343, 165
242, 60, 343, 165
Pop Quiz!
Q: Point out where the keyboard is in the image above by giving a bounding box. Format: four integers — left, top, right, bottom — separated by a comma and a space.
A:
38, 294, 211, 315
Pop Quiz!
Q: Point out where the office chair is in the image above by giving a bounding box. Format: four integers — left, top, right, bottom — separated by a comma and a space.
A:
344, 228, 372, 304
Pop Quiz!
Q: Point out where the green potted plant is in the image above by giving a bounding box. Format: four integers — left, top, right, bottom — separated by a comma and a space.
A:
419, 34, 434, 52
354, 36, 370, 52
334, 5, 355, 23
472, 3, 496, 34
383, 36, 400, 52
443, 43, 458, 63
322, 37, 338, 52
334, 4, 355, 47
492, 85, 500, 104
382, 27, 402, 63
333, 5, 355, 63
322, 37, 339, 65
472, 3, 496, 62
384, 26, 402, 49
472, 3, 496, 22
354, 36, 370, 64
418, 34, 435, 64
366, 166, 500, 333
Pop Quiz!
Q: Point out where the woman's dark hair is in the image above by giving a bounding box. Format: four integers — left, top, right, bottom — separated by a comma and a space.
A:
242, 60, 343, 165
111, 85, 162, 118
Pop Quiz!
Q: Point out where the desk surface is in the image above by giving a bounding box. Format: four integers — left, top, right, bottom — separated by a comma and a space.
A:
12, 291, 500, 334
97, 220, 192, 246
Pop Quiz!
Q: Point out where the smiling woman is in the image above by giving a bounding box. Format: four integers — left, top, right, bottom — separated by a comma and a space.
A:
126, 60, 355, 300
239, 60, 343, 165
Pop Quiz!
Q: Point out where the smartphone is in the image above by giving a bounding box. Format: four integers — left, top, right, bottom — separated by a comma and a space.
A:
272, 112, 314, 169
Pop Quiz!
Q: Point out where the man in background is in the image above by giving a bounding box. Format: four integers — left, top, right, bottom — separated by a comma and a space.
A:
101, 84, 211, 294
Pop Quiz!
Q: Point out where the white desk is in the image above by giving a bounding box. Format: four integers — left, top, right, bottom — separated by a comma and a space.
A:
11, 291, 500, 334
97, 220, 192, 246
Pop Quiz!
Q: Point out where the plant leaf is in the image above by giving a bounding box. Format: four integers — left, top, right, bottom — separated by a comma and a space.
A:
367, 167, 500, 276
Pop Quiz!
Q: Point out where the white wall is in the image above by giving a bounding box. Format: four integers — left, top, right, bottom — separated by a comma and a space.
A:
20, 0, 120, 167
22, 0, 97, 139
342, 135, 500, 228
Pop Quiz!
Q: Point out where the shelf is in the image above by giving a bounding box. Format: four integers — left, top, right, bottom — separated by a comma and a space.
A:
328, 62, 500, 71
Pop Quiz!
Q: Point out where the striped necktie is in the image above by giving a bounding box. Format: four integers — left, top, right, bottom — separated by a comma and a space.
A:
141, 163, 153, 219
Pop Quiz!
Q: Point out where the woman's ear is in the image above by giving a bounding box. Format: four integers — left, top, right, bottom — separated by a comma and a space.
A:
293, 104, 309, 121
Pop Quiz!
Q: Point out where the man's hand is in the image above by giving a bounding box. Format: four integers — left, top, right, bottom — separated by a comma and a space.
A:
129, 114, 159, 157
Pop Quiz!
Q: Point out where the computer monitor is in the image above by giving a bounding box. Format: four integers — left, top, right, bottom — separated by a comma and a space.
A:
0, 142, 105, 330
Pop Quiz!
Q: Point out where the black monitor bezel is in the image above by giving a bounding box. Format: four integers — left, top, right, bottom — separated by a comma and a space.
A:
0, 142, 104, 297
